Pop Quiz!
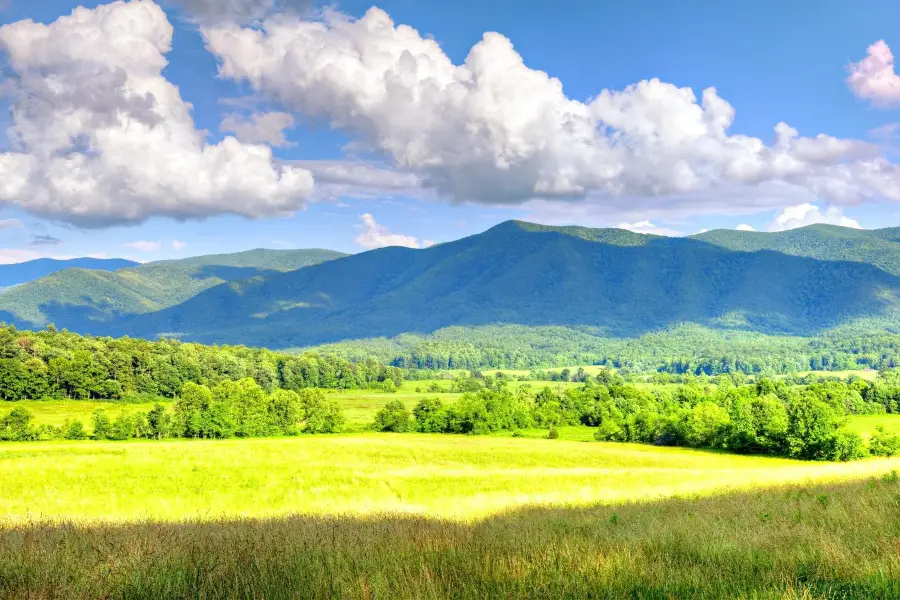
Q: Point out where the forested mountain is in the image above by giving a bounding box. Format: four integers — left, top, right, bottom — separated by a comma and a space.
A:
0, 249, 345, 330
0, 258, 137, 289
692, 225, 900, 275
104, 221, 900, 350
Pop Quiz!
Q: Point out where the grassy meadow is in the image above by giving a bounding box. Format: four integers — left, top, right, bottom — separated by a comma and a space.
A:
0, 435, 899, 598
4, 370, 900, 598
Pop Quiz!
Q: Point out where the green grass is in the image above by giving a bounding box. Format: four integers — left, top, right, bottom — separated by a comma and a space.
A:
1, 434, 897, 524
847, 414, 900, 438
13, 399, 171, 429
0, 436, 898, 598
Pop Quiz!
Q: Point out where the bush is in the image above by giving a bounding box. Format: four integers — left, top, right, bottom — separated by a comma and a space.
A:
91, 409, 112, 441
373, 400, 412, 432
548, 426, 559, 439
413, 397, 448, 432
826, 429, 868, 462
299, 389, 345, 434
869, 426, 900, 457
62, 419, 87, 440
0, 407, 35, 441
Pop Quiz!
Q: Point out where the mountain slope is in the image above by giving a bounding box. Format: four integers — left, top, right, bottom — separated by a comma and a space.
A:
691, 224, 900, 276
108, 221, 900, 347
0, 249, 346, 329
0, 258, 137, 289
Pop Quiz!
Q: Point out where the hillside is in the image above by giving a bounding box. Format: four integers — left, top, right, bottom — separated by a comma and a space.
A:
0, 258, 137, 289
692, 224, 900, 275
106, 221, 900, 347
0, 249, 345, 329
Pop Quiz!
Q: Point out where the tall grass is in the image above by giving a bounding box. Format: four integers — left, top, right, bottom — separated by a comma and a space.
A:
1, 475, 898, 599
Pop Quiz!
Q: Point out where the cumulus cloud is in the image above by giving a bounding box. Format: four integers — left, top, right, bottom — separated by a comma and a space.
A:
0, 219, 22, 229
0, 0, 314, 227
125, 240, 162, 252
202, 7, 900, 217
615, 220, 682, 237
172, 240, 187, 250
165, 0, 311, 25
220, 111, 295, 147
354, 213, 433, 249
735, 224, 756, 231
848, 40, 900, 107
767, 203, 861, 232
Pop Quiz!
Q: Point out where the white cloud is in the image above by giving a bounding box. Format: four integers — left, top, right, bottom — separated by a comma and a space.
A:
125, 240, 162, 252
0, 219, 22, 229
767, 203, 861, 232
172, 240, 187, 250
354, 213, 431, 249
202, 7, 900, 219
220, 111, 295, 147
735, 223, 756, 231
292, 160, 428, 201
848, 40, 900, 107
0, 0, 314, 228
615, 220, 682, 237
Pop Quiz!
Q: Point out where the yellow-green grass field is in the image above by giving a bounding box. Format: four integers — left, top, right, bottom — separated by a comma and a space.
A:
0, 435, 899, 599
1, 434, 898, 524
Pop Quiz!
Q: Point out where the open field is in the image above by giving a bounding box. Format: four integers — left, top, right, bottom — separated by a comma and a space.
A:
1, 434, 898, 523
0, 436, 898, 599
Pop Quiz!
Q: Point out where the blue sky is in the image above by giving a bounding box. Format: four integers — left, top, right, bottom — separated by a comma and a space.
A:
0, 0, 899, 262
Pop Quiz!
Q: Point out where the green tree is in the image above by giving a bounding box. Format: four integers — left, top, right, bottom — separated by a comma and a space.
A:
373, 400, 411, 432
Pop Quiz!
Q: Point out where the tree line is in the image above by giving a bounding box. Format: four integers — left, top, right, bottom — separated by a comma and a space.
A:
313, 323, 900, 374
0, 325, 404, 402
0, 378, 346, 442
372, 371, 900, 461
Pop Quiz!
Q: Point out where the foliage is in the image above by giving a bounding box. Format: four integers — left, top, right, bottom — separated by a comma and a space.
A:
373, 400, 412, 432
0, 324, 406, 402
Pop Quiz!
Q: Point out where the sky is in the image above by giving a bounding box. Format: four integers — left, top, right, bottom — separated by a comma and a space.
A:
0, 0, 899, 262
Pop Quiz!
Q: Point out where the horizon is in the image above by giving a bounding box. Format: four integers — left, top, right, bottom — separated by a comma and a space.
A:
0, 220, 884, 265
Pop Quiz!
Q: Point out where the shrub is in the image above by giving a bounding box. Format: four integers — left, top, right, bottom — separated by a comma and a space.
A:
826, 429, 868, 462
91, 409, 112, 441
869, 426, 900, 457
548, 426, 559, 439
62, 419, 87, 441
413, 397, 448, 432
299, 389, 345, 434
373, 400, 412, 432
0, 407, 35, 441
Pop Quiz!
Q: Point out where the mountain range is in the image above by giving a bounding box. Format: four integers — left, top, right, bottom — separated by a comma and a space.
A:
0, 249, 344, 329
0, 257, 137, 290
2, 221, 900, 349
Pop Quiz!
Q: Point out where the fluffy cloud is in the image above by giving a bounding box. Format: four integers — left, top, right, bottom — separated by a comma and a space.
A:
172, 240, 187, 250
165, 0, 310, 25
615, 220, 682, 237
354, 213, 433, 249
848, 40, 900, 107
0, 0, 314, 227
0, 219, 23, 229
767, 203, 861, 232
203, 7, 900, 216
125, 240, 162, 252
220, 111, 295, 147
735, 224, 756, 231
